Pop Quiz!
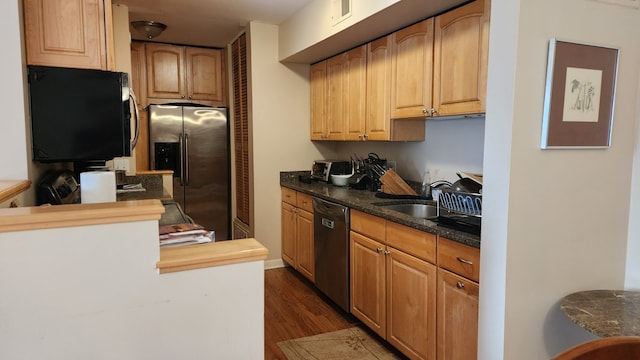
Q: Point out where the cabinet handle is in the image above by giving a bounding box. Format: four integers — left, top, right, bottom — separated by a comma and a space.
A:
188, 95, 192, 99
181, 95, 186, 99
422, 108, 428, 114
358, 134, 363, 139
363, 134, 368, 140
430, 108, 437, 115
456, 281, 465, 289
384, 250, 390, 255
376, 247, 383, 253
457, 257, 473, 265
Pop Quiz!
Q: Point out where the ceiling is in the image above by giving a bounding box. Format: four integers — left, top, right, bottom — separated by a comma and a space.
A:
116, 0, 314, 48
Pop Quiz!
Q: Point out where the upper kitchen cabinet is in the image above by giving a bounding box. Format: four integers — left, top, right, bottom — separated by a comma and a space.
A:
146, 43, 226, 106
310, 45, 366, 141
366, 36, 425, 141
309, 37, 425, 142
310, 61, 327, 140
433, 0, 490, 116
390, 18, 434, 119
23, 0, 115, 70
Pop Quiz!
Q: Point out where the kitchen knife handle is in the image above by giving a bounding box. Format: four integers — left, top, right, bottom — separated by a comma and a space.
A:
179, 135, 185, 186
184, 133, 190, 186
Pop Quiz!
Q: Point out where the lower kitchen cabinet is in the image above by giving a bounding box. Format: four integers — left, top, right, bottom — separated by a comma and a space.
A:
350, 210, 436, 360
281, 188, 314, 282
387, 245, 437, 359
437, 268, 479, 360
437, 236, 480, 360
350, 231, 386, 335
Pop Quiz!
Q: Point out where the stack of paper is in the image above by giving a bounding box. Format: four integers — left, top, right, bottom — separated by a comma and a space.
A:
159, 223, 215, 247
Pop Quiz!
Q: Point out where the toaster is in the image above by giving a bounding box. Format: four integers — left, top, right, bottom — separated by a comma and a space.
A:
311, 160, 352, 182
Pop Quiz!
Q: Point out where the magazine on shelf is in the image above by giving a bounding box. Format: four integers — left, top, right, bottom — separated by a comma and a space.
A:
159, 223, 215, 247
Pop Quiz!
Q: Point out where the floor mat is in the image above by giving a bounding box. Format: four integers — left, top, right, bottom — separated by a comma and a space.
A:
277, 326, 403, 360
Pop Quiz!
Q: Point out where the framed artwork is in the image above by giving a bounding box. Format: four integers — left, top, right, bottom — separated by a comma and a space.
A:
541, 39, 619, 149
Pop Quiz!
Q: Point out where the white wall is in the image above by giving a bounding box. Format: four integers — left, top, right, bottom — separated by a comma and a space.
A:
247, 22, 324, 266
480, 0, 640, 359
279, 0, 399, 60
330, 118, 486, 183
0, 0, 28, 180
0, 220, 264, 359
627, 69, 640, 288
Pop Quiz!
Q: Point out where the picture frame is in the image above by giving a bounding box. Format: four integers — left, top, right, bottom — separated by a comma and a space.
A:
541, 38, 619, 149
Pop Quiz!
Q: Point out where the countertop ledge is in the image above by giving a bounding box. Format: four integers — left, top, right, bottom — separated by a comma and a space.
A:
0, 199, 165, 233
280, 171, 480, 248
157, 238, 269, 274
0, 180, 31, 203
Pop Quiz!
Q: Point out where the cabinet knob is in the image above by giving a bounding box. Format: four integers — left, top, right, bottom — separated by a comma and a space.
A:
456, 281, 465, 289
384, 250, 390, 255
376, 247, 383, 253
188, 95, 192, 99
430, 108, 437, 115
363, 134, 368, 140
181, 95, 186, 99
422, 108, 428, 114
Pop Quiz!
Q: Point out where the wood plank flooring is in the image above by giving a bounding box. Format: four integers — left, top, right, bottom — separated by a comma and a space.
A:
264, 266, 359, 360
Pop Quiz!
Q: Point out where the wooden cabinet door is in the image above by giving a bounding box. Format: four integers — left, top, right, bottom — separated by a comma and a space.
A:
437, 268, 479, 360
130, 42, 149, 171
350, 231, 386, 337
391, 18, 434, 119
345, 45, 367, 141
326, 53, 347, 140
387, 247, 437, 360
433, 0, 490, 116
281, 202, 296, 267
185, 47, 225, 103
366, 35, 392, 141
310, 61, 327, 140
146, 43, 186, 99
296, 209, 315, 282
24, 0, 110, 70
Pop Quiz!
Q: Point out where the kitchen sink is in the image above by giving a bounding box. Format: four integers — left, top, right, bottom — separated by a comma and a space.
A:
375, 202, 439, 219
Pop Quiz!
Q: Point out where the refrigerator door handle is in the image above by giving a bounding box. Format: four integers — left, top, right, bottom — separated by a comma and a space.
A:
179, 134, 185, 186
184, 133, 190, 186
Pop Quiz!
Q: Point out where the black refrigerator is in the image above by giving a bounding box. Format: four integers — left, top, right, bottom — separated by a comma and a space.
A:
149, 104, 230, 240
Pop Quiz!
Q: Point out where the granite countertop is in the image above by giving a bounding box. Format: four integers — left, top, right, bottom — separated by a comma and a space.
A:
116, 174, 172, 202
560, 290, 640, 337
280, 171, 480, 248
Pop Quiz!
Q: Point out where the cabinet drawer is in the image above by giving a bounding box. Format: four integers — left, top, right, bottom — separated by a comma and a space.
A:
281, 187, 297, 206
438, 237, 480, 282
386, 221, 436, 263
351, 210, 386, 242
296, 193, 314, 213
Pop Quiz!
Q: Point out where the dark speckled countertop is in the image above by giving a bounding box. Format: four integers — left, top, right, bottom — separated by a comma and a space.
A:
561, 290, 640, 337
280, 171, 480, 248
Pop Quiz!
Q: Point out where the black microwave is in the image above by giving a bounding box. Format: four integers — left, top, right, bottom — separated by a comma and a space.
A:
27, 65, 132, 163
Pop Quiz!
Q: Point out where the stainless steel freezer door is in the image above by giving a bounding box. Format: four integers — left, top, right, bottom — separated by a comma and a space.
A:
149, 104, 183, 175
183, 106, 230, 239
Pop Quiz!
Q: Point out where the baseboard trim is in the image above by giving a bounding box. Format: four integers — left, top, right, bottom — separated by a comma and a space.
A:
264, 258, 286, 270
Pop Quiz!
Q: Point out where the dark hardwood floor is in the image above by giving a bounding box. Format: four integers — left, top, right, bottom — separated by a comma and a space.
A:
264, 266, 360, 360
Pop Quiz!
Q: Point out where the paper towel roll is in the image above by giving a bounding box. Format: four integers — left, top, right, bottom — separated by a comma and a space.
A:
80, 171, 116, 204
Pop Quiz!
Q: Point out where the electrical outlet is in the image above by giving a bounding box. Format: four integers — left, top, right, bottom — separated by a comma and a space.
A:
114, 158, 129, 171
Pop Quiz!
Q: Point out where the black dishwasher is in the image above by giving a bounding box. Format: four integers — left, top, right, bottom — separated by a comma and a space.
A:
313, 197, 350, 312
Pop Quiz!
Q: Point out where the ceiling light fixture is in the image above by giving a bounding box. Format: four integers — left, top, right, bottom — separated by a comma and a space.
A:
131, 20, 167, 39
